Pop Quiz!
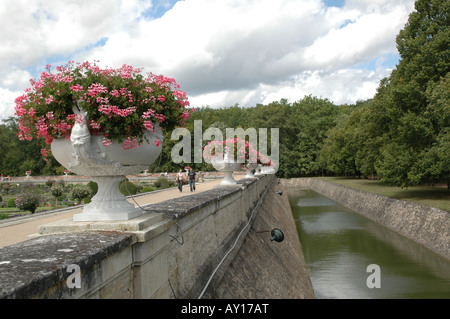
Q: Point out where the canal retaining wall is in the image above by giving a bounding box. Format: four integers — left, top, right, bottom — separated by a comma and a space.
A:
282, 178, 449, 260
205, 180, 316, 299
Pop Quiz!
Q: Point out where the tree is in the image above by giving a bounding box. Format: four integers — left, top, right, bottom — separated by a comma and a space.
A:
393, 0, 449, 113
351, 0, 450, 187
15, 192, 40, 214
14, 182, 41, 214
51, 183, 64, 205
71, 185, 92, 204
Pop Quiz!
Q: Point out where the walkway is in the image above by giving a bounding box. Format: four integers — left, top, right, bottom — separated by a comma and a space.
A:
0, 176, 243, 248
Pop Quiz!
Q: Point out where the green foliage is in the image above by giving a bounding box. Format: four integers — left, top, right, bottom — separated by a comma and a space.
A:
1, 183, 10, 193
21, 182, 39, 194
318, 0, 449, 187
0, 1, 447, 190
134, 183, 143, 193
120, 181, 137, 196
71, 185, 92, 204
15, 192, 40, 214
154, 177, 171, 189
87, 181, 98, 196
46, 179, 56, 187
55, 166, 68, 175
51, 183, 64, 199
7, 198, 16, 208
141, 186, 156, 193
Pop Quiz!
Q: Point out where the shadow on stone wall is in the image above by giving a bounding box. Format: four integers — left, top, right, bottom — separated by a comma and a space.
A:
204, 181, 316, 299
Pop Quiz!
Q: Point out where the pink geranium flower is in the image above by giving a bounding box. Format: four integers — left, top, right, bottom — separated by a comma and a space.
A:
14, 60, 195, 158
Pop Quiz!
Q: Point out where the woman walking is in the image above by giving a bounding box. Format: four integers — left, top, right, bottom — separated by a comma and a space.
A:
176, 169, 185, 192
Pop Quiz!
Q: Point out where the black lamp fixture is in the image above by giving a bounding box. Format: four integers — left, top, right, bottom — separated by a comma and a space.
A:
270, 228, 284, 242
256, 228, 285, 243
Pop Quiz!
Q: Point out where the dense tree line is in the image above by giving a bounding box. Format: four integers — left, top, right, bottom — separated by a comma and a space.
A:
320, 0, 449, 187
0, 118, 62, 177
0, 0, 448, 187
0, 96, 349, 179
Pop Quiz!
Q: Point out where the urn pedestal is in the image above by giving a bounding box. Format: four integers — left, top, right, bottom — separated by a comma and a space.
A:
244, 163, 258, 179
51, 126, 163, 221
261, 165, 277, 174
211, 153, 242, 186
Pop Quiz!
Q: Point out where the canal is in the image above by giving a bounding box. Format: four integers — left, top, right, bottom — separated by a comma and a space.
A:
288, 189, 450, 299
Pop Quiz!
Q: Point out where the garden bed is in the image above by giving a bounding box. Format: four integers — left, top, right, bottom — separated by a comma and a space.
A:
0, 177, 176, 220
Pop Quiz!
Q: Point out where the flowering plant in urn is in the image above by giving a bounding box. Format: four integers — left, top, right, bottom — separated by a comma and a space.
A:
202, 138, 259, 164
203, 138, 265, 184
15, 60, 192, 154
14, 60, 193, 221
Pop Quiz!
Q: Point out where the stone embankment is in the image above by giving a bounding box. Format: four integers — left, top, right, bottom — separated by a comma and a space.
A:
282, 178, 449, 260
205, 180, 316, 299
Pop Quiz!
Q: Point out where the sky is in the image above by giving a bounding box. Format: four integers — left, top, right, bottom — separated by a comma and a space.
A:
0, 0, 417, 123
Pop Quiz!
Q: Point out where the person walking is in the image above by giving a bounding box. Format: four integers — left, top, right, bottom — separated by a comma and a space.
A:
188, 168, 196, 192
176, 169, 185, 192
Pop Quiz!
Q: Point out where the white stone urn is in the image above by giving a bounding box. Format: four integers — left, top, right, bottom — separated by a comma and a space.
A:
244, 162, 258, 178
211, 153, 242, 185
51, 109, 163, 221
254, 164, 263, 176
260, 165, 277, 174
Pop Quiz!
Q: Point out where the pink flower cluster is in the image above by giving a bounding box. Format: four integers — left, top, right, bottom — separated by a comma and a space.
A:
98, 105, 136, 117
121, 136, 141, 150
203, 138, 275, 169
14, 60, 194, 158
88, 83, 108, 97
203, 138, 256, 163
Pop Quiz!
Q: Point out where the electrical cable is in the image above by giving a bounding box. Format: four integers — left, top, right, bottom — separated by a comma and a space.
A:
123, 151, 186, 247
124, 149, 163, 212
168, 278, 177, 299
123, 148, 272, 298
196, 181, 271, 299
123, 150, 185, 300
169, 221, 184, 245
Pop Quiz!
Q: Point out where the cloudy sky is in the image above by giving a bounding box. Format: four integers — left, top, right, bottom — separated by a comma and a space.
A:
0, 0, 416, 122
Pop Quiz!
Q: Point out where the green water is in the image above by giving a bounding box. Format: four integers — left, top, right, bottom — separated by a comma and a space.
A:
289, 189, 450, 299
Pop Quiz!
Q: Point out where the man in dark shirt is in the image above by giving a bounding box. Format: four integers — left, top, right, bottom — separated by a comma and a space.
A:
188, 168, 196, 192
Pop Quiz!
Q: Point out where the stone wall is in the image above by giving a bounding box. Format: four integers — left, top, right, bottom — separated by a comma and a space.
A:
153, 174, 274, 298
206, 181, 316, 299
282, 178, 449, 260
0, 231, 135, 298
2, 174, 312, 299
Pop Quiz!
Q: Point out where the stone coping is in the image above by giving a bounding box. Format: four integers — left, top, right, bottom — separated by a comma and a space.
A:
0, 177, 249, 227
145, 179, 256, 220
34, 176, 264, 238
0, 171, 243, 184
0, 231, 133, 299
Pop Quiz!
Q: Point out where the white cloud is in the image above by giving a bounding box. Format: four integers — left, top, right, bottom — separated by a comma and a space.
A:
0, 88, 21, 120
0, 68, 32, 91
302, 2, 411, 70
0, 0, 416, 122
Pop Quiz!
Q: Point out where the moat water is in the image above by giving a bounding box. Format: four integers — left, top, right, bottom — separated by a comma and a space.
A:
288, 189, 450, 299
